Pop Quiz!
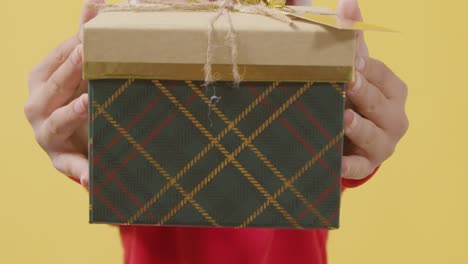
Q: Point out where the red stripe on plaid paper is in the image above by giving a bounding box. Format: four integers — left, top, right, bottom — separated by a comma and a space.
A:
95, 149, 139, 194
326, 207, 340, 224
92, 90, 199, 195
93, 157, 158, 222
323, 173, 381, 225
91, 94, 163, 221
92, 83, 168, 199
279, 85, 347, 225
94, 95, 163, 161
94, 81, 177, 161
296, 153, 379, 224
295, 178, 340, 222
94, 191, 127, 222
247, 85, 342, 228
278, 119, 340, 180
247, 86, 340, 180
279, 86, 342, 153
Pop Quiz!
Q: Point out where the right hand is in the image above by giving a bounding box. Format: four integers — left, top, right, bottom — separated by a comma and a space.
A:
24, 0, 104, 187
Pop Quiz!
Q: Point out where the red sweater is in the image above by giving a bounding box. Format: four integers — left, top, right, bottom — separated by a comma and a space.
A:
115, 174, 375, 264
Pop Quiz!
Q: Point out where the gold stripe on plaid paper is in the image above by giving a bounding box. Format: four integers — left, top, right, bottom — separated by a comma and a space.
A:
92, 79, 135, 121
157, 82, 300, 227
240, 131, 344, 228
186, 81, 330, 227
92, 101, 219, 226
126, 81, 279, 224
331, 82, 346, 98
155, 81, 312, 228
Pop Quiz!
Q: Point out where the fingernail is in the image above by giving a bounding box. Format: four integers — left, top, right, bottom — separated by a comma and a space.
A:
356, 56, 365, 72
74, 95, 86, 114
71, 46, 82, 66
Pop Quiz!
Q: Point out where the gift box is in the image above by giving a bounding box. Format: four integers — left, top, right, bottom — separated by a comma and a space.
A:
84, 3, 363, 229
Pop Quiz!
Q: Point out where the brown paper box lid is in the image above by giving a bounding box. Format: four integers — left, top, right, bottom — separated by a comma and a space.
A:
83, 11, 356, 81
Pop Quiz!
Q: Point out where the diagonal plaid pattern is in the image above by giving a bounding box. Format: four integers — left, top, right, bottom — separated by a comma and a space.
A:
89, 79, 345, 229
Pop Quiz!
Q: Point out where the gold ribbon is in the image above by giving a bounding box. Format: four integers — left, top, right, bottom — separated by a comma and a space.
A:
84, 62, 354, 82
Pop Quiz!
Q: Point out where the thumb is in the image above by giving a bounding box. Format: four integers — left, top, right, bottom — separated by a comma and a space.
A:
337, 0, 363, 21
341, 155, 374, 180
78, 0, 105, 42
336, 0, 369, 57
80, 0, 104, 25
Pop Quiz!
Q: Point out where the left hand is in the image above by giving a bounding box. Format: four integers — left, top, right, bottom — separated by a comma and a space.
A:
24, 0, 103, 187
337, 0, 409, 180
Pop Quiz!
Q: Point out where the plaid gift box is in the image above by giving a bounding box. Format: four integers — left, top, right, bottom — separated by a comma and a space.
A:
84, 7, 360, 229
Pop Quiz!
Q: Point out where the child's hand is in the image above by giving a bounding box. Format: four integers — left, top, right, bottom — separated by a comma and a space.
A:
24, 0, 104, 187
337, 0, 409, 180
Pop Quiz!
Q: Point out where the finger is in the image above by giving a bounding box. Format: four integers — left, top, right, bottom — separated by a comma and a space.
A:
337, 0, 368, 57
346, 71, 392, 128
26, 48, 83, 124
80, 0, 104, 25
29, 0, 103, 87
40, 94, 88, 147
341, 155, 374, 180
75, 80, 88, 98
356, 57, 408, 101
337, 0, 363, 20
344, 109, 394, 161
29, 37, 80, 87
51, 152, 89, 187
36, 45, 83, 116
70, 122, 89, 155
69, 80, 88, 105
78, 0, 104, 42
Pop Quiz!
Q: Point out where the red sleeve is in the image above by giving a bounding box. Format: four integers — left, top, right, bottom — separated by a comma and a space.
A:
342, 166, 380, 188
67, 176, 81, 184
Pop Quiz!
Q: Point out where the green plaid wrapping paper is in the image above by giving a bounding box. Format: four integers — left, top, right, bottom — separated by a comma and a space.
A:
89, 79, 345, 229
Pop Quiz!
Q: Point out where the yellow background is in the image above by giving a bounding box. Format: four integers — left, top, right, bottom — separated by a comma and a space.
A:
1, 0, 467, 263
